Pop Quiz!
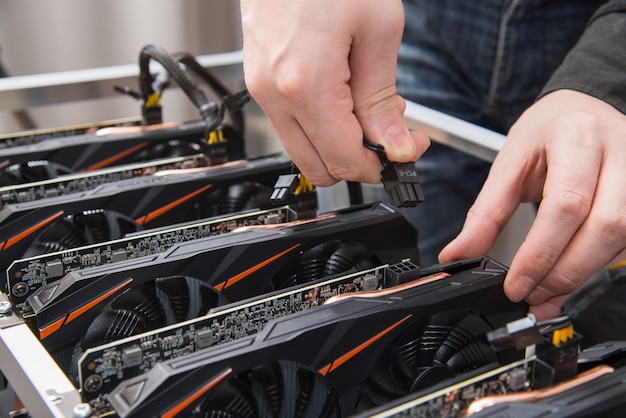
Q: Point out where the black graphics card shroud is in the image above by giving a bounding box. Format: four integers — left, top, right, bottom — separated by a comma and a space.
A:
104, 256, 527, 417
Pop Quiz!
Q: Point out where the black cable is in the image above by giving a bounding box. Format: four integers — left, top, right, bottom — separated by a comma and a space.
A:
171, 52, 248, 136
138, 45, 220, 131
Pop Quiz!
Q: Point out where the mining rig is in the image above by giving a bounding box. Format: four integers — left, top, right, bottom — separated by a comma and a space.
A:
1, 46, 625, 418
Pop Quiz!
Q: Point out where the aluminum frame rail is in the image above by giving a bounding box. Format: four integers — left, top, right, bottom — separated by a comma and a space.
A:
404, 100, 505, 163
0, 294, 83, 418
0, 50, 245, 111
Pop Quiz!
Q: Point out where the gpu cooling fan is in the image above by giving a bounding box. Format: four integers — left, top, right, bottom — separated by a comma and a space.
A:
79, 275, 219, 351
275, 240, 379, 290
188, 182, 274, 220
364, 308, 498, 405
190, 360, 341, 418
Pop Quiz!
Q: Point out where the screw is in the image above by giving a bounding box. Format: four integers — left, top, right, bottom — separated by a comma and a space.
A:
72, 403, 92, 418
12, 282, 28, 298
0, 300, 12, 314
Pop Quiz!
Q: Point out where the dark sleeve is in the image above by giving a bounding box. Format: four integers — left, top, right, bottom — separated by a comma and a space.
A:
539, 0, 626, 114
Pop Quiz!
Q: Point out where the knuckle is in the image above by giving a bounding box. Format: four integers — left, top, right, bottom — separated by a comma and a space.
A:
548, 271, 580, 295
244, 57, 308, 105
305, 170, 339, 187
526, 247, 556, 272
327, 163, 368, 184
554, 188, 592, 220
274, 69, 308, 102
592, 207, 626, 244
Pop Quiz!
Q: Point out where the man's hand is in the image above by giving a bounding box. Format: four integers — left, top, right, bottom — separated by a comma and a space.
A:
440, 89, 626, 320
240, 0, 429, 186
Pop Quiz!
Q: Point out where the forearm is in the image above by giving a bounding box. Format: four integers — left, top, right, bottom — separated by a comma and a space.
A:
539, 0, 626, 114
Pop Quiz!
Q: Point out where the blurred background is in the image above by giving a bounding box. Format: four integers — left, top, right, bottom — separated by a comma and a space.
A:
0, 0, 244, 132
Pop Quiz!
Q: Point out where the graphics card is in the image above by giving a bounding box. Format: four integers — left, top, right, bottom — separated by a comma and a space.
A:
26, 202, 420, 357
0, 121, 245, 176
76, 260, 420, 406
103, 256, 527, 417
0, 116, 142, 149
6, 206, 291, 318
0, 153, 293, 275
0, 153, 207, 208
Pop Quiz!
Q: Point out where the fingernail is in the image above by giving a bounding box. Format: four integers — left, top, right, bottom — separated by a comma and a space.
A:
507, 275, 536, 302
384, 123, 416, 158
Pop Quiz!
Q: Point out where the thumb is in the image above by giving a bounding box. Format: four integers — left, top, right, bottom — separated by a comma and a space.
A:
349, 2, 429, 162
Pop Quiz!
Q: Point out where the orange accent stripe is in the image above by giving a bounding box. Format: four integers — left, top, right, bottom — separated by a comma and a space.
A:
135, 184, 213, 225
319, 314, 413, 376
161, 368, 232, 418
1, 211, 64, 251
81, 142, 149, 171
39, 317, 66, 340
65, 278, 133, 324
318, 364, 332, 376
214, 244, 301, 291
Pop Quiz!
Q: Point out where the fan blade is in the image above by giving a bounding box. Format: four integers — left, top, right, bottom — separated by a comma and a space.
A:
154, 276, 193, 323
154, 276, 219, 323
367, 309, 499, 400
196, 183, 273, 219
294, 366, 338, 418
22, 218, 87, 257
196, 361, 338, 418
281, 241, 378, 289
196, 376, 258, 418
418, 310, 470, 367
81, 284, 166, 349
249, 362, 285, 417
73, 210, 140, 243
248, 361, 338, 418
433, 313, 496, 371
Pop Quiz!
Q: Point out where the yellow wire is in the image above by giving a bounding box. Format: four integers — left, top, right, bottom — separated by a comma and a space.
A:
294, 175, 313, 195
609, 259, 626, 271
145, 92, 161, 108
552, 324, 574, 345
207, 129, 224, 144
